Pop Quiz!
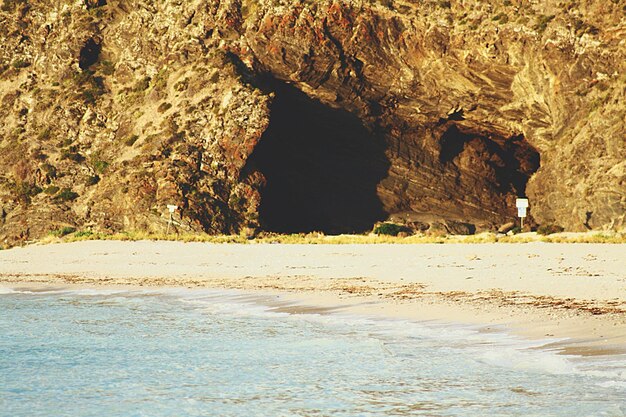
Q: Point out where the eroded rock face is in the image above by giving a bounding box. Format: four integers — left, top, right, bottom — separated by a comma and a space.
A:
0, 0, 624, 242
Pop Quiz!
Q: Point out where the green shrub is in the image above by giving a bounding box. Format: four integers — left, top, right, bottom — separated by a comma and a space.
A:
72, 73, 105, 104
1, 0, 28, 12
43, 186, 60, 195
55, 188, 79, 202
50, 226, 76, 237
58, 138, 73, 148
152, 69, 169, 91
37, 127, 52, 141
74, 230, 94, 238
41, 163, 57, 179
174, 79, 188, 92
492, 12, 509, 23
534, 14, 555, 33
32, 149, 48, 161
61, 149, 85, 163
72, 69, 93, 86
92, 160, 109, 175
537, 224, 565, 235
158, 102, 173, 113
13, 182, 42, 203
373, 223, 411, 236
99, 60, 115, 76
132, 77, 151, 92
572, 18, 599, 36
124, 134, 139, 146
85, 175, 100, 186
82, 89, 98, 104
11, 59, 31, 69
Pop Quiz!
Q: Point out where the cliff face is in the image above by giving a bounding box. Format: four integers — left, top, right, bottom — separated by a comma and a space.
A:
0, 0, 624, 242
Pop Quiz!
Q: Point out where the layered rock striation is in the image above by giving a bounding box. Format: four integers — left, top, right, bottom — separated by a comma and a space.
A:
0, 0, 624, 242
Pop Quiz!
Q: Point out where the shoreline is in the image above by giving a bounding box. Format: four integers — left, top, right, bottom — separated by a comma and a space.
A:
1, 240, 625, 356
4, 279, 625, 357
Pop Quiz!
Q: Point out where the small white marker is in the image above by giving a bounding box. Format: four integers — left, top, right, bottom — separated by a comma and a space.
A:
516, 198, 529, 229
166, 205, 178, 234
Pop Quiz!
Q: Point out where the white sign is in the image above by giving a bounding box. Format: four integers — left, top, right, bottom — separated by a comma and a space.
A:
166, 205, 178, 234
516, 198, 529, 228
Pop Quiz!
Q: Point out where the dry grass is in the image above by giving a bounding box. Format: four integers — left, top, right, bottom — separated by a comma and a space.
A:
32, 230, 626, 246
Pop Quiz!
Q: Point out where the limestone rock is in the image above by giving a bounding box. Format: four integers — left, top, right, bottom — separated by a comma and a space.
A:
0, 0, 624, 243
498, 222, 516, 234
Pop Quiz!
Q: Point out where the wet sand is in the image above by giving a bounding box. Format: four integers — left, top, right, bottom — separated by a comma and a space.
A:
1, 240, 624, 355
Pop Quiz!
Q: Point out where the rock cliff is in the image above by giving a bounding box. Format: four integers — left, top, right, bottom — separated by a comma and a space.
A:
0, 0, 624, 242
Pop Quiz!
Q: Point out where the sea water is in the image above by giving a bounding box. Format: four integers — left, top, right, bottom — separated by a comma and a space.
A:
0, 288, 624, 417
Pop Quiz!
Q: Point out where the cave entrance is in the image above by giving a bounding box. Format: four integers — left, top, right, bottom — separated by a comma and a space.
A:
79, 39, 101, 70
246, 81, 390, 234
439, 124, 541, 211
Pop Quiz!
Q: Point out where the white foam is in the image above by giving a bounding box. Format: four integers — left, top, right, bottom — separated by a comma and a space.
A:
64, 288, 132, 296
597, 380, 626, 390
165, 288, 626, 383
6, 285, 624, 386
477, 348, 577, 375
0, 287, 34, 294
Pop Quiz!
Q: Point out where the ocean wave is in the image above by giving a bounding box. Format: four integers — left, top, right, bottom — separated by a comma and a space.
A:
0, 287, 33, 294
4, 285, 624, 384
170, 289, 626, 383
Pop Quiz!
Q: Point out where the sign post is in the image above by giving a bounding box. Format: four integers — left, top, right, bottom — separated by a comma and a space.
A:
516, 198, 528, 229
166, 205, 178, 234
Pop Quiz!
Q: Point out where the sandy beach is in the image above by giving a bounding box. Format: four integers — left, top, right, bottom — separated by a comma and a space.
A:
1, 240, 624, 355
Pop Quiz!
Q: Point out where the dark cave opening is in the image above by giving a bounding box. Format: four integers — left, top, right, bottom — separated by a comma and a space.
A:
246, 80, 390, 234
79, 39, 101, 70
84, 0, 107, 9
439, 124, 541, 198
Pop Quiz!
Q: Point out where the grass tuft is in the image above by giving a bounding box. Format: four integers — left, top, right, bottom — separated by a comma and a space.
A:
49, 227, 77, 237
29, 230, 626, 246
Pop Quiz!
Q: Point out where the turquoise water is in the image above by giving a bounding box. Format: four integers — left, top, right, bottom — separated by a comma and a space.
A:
0, 288, 624, 417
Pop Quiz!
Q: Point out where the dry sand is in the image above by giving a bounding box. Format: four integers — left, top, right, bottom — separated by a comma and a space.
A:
0, 241, 624, 355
